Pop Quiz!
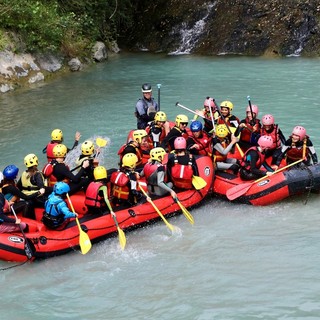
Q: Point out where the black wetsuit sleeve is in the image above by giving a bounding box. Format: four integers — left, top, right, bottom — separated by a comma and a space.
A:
2, 185, 39, 200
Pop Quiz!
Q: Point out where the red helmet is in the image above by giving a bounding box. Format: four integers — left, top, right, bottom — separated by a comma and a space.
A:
262, 114, 274, 126
204, 97, 215, 108
246, 104, 259, 116
292, 126, 306, 141
174, 137, 187, 150
258, 135, 273, 149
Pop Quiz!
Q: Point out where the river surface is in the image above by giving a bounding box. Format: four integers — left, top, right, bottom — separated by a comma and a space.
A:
1, 52, 320, 319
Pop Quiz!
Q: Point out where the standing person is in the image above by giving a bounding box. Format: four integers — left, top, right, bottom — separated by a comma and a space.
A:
49, 144, 90, 194
42, 182, 77, 230
237, 104, 261, 151
187, 121, 211, 156
167, 137, 199, 190
211, 124, 240, 173
42, 129, 81, 162
110, 153, 145, 207
239, 135, 274, 181
274, 126, 318, 169
259, 114, 286, 164
17, 154, 51, 207
85, 166, 110, 215
1, 164, 45, 219
216, 100, 240, 128
145, 111, 170, 147
135, 83, 159, 129
194, 97, 218, 134
0, 192, 27, 233
140, 147, 177, 198
160, 114, 189, 151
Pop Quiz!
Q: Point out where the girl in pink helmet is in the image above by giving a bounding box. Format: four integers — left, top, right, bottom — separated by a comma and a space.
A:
194, 97, 219, 134
237, 104, 261, 151
274, 126, 318, 168
167, 137, 199, 189
259, 114, 286, 165
239, 135, 275, 180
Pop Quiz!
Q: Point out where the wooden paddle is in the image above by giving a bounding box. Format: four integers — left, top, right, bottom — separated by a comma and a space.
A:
139, 185, 178, 233
192, 175, 207, 190
226, 159, 304, 201
11, 206, 33, 260
67, 194, 92, 255
174, 198, 194, 225
101, 186, 126, 250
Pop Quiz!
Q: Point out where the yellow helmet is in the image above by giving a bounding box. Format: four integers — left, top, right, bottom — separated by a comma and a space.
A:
150, 147, 166, 162
175, 114, 188, 127
53, 144, 67, 158
94, 166, 107, 180
132, 130, 148, 144
24, 154, 39, 168
81, 140, 94, 156
215, 124, 229, 138
51, 129, 63, 141
220, 100, 234, 113
154, 111, 167, 122
122, 153, 138, 169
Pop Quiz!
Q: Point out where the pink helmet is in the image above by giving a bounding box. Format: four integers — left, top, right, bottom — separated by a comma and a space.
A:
258, 135, 273, 149
246, 104, 259, 116
174, 137, 187, 150
292, 126, 306, 141
262, 114, 274, 126
204, 97, 215, 108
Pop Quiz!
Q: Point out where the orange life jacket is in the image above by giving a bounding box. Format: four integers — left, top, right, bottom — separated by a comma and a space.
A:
110, 171, 130, 200
85, 181, 104, 207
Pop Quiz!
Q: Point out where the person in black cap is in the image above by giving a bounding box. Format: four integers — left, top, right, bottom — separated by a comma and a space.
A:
134, 83, 159, 129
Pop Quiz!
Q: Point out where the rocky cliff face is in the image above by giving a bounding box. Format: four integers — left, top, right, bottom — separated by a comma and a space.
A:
121, 0, 320, 57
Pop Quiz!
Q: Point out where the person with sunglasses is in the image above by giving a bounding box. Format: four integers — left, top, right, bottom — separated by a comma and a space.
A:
160, 114, 189, 152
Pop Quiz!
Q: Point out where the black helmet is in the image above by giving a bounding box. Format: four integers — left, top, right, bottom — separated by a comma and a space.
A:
141, 83, 152, 93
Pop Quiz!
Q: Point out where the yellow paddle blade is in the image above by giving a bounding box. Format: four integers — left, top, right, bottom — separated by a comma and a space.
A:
96, 137, 108, 148
192, 175, 207, 190
176, 200, 194, 225
117, 227, 126, 250
76, 218, 92, 255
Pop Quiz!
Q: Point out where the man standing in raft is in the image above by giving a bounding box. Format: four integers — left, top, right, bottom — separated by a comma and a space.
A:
135, 83, 159, 129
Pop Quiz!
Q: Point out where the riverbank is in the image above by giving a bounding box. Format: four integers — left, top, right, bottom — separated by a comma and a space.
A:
0, 41, 119, 94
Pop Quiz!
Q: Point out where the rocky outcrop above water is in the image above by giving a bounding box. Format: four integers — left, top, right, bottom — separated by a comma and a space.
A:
0, 41, 109, 93
121, 0, 320, 57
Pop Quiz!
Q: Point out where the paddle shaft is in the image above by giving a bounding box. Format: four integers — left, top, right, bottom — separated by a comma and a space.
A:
246, 95, 255, 125
176, 102, 206, 119
10, 206, 33, 259
157, 83, 161, 110
139, 185, 175, 232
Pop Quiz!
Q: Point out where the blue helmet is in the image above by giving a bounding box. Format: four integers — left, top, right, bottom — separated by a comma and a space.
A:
3, 165, 19, 180
53, 182, 70, 195
190, 121, 203, 132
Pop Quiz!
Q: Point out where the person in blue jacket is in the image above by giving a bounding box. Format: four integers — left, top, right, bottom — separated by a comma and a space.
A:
42, 182, 77, 229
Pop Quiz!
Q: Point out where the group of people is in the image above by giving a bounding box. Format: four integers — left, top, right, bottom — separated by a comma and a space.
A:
0, 83, 318, 233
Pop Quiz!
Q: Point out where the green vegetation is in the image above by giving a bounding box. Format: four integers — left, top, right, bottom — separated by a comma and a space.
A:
0, 0, 134, 56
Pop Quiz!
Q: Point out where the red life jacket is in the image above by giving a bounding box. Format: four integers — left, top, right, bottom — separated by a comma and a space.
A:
240, 118, 260, 143
188, 132, 211, 156
170, 154, 194, 189
118, 143, 144, 166
240, 146, 265, 170
85, 182, 104, 208
260, 125, 281, 149
143, 162, 166, 185
146, 122, 166, 146
110, 171, 130, 200
286, 138, 308, 162
46, 142, 58, 162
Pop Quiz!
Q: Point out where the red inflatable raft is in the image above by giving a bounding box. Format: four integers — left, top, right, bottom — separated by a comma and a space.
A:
0, 155, 213, 262
213, 162, 320, 206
